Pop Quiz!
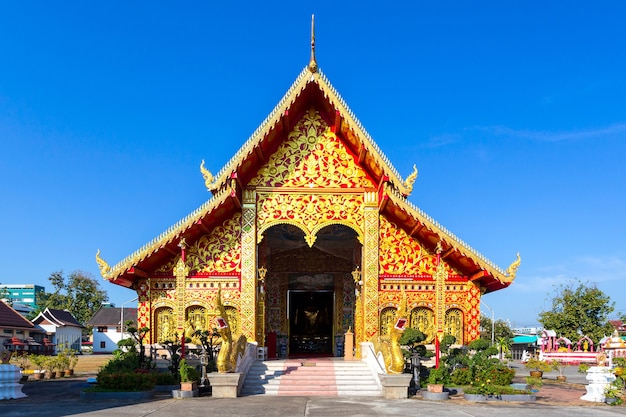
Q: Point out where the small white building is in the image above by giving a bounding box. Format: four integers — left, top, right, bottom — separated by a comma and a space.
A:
31, 308, 84, 353
87, 305, 137, 354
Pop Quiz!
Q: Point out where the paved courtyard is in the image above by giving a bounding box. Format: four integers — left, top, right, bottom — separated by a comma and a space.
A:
0, 360, 623, 417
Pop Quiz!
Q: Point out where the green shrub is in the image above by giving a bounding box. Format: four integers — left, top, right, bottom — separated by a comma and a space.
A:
483, 367, 515, 386
96, 371, 157, 391
154, 372, 177, 385
450, 367, 473, 386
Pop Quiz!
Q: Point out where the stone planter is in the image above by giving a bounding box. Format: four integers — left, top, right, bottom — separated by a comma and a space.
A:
33, 372, 44, 381
180, 381, 198, 391
556, 375, 567, 382
422, 390, 449, 401
500, 393, 536, 402
379, 374, 413, 399
529, 371, 543, 378
0, 364, 28, 399
464, 393, 487, 402
207, 373, 243, 398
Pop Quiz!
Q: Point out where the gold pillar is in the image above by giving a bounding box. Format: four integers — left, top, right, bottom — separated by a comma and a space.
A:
359, 191, 379, 357
256, 266, 267, 347
240, 189, 257, 341
173, 255, 189, 334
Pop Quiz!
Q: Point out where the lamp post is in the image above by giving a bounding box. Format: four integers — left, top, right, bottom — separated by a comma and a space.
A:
481, 300, 495, 346
120, 297, 138, 340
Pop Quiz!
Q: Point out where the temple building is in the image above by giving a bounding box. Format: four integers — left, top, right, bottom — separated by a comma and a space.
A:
96, 24, 520, 358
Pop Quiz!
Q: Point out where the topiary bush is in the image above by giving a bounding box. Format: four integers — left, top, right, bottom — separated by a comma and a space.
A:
96, 371, 157, 391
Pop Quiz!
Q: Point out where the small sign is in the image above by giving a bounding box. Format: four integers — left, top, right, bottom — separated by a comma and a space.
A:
216, 317, 228, 329
394, 318, 407, 331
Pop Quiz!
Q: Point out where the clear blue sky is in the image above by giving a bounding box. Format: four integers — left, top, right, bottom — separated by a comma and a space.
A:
1, 2, 625, 329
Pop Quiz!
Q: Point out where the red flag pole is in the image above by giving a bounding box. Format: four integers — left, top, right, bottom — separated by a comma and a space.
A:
435, 335, 440, 368
181, 331, 186, 359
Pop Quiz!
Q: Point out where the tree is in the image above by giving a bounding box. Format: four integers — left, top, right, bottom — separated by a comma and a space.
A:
539, 279, 614, 343
480, 315, 513, 343
31, 270, 109, 324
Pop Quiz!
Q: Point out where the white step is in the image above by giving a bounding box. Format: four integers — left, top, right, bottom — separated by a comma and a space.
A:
240, 358, 381, 396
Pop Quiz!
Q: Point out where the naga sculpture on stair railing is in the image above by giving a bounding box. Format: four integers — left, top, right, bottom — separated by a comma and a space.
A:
370, 290, 408, 374
214, 286, 247, 373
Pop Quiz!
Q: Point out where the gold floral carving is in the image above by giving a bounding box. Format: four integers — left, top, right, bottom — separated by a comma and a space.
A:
240, 203, 257, 341
379, 216, 456, 275
154, 214, 241, 275
410, 307, 435, 343
257, 193, 363, 246
249, 108, 375, 189
444, 308, 463, 344
156, 307, 175, 343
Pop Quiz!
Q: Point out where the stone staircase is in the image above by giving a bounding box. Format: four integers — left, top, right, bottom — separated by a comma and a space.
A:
240, 358, 381, 396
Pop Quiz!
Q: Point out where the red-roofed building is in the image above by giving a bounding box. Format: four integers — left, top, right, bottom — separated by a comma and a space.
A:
0, 301, 44, 354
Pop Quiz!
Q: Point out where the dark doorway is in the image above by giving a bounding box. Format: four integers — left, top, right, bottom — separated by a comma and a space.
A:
288, 290, 333, 355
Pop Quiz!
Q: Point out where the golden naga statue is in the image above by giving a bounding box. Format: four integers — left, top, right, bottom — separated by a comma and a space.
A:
214, 287, 247, 373
505, 252, 522, 280
404, 164, 418, 192
95, 249, 112, 279
200, 159, 215, 191
371, 291, 408, 374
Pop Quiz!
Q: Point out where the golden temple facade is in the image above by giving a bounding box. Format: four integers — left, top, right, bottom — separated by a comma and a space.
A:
96, 30, 519, 357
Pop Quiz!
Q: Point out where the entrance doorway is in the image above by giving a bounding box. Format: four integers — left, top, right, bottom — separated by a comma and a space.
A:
288, 290, 333, 355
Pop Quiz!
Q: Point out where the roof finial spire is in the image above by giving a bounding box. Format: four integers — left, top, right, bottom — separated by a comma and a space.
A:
308, 14, 318, 73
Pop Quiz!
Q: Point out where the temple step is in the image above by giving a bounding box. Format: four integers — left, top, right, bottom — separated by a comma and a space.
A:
240, 358, 381, 396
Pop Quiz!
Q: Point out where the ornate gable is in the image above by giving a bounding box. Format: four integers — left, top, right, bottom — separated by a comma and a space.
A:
248, 108, 375, 189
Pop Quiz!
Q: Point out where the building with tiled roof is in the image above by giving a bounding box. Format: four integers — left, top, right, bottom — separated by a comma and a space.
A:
31, 308, 84, 353
0, 300, 45, 354
96, 19, 519, 358
87, 305, 138, 353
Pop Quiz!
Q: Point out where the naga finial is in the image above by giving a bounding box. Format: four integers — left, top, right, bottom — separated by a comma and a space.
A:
505, 252, 521, 280
200, 159, 214, 191
404, 164, 418, 191
308, 14, 318, 73
95, 249, 112, 279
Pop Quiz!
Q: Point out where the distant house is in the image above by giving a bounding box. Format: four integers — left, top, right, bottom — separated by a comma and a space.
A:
0, 300, 45, 354
31, 308, 84, 353
87, 305, 137, 354
609, 320, 626, 334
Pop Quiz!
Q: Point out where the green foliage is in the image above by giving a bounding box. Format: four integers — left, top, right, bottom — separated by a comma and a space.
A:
605, 374, 624, 405
399, 327, 427, 358
32, 270, 109, 324
426, 366, 448, 385
538, 279, 614, 343
28, 354, 48, 371
578, 363, 590, 374
468, 338, 490, 351
450, 367, 473, 386
524, 358, 552, 373
480, 315, 514, 342
154, 372, 177, 385
525, 376, 543, 390
96, 371, 157, 391
178, 359, 200, 383
465, 384, 530, 396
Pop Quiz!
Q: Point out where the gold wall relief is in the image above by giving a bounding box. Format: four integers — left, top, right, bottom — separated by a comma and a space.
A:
155, 307, 175, 343
409, 307, 435, 343
379, 216, 457, 276
444, 308, 464, 344
249, 108, 375, 189
379, 307, 397, 337
154, 214, 242, 275
257, 193, 364, 246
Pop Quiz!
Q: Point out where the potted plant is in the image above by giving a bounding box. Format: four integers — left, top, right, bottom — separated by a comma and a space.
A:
43, 356, 57, 379
57, 350, 71, 377
11, 353, 31, 382
604, 376, 624, 406
67, 350, 79, 376
29, 354, 47, 380
524, 357, 551, 377
178, 359, 199, 391
426, 366, 447, 393
551, 359, 567, 382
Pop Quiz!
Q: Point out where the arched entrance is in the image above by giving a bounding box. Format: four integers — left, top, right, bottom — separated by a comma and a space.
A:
259, 224, 361, 357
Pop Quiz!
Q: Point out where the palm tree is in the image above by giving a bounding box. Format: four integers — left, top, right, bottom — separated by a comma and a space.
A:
496, 336, 512, 361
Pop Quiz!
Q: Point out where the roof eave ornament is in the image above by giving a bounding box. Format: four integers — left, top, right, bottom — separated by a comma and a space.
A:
200, 159, 215, 191
404, 164, 418, 192
308, 14, 318, 73
504, 252, 521, 281
95, 249, 113, 280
